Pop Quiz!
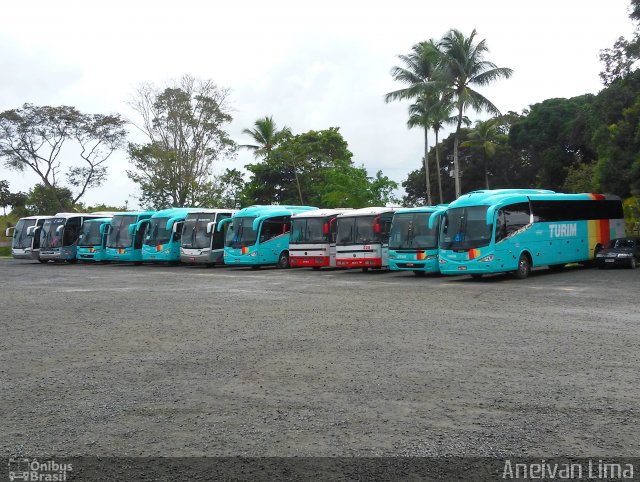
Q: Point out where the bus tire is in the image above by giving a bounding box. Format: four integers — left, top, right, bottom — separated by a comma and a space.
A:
471, 274, 483, 280
514, 253, 531, 279
361, 267, 369, 272
277, 251, 290, 269
38, 259, 48, 264
251, 265, 261, 270
413, 270, 426, 276
312, 266, 322, 271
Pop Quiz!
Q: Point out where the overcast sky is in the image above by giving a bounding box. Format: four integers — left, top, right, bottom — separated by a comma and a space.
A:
0, 0, 635, 208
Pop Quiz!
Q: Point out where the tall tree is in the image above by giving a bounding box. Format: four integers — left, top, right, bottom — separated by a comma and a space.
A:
438, 29, 513, 198
127, 75, 236, 208
0, 180, 10, 215
386, 40, 442, 205
240, 116, 292, 161
460, 117, 506, 189
0, 104, 127, 210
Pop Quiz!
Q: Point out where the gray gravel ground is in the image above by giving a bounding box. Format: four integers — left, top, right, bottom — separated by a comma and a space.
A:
1, 258, 639, 458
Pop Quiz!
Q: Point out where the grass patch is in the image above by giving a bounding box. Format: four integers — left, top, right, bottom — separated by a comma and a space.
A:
0, 246, 11, 257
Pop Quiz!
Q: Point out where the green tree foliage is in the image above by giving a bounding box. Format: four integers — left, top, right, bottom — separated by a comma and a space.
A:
216, 168, 246, 209
240, 116, 292, 161
127, 75, 236, 209
0, 104, 127, 210
26, 184, 74, 215
0, 180, 9, 215
242, 128, 398, 207
461, 118, 507, 189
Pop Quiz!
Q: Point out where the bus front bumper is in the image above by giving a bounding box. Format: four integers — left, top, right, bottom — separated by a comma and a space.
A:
388, 258, 439, 273
290, 255, 330, 267
336, 257, 382, 268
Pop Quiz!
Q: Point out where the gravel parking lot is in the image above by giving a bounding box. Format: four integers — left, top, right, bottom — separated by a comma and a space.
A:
1, 259, 639, 458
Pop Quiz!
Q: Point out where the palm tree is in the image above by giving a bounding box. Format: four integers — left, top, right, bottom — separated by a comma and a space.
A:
461, 118, 506, 189
240, 116, 292, 161
385, 40, 441, 205
437, 29, 513, 198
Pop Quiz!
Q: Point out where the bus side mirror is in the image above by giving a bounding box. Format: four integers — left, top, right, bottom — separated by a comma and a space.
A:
206, 222, 214, 234
172, 221, 183, 233
99, 224, 110, 235
26, 226, 35, 236
4, 227, 13, 237
56, 225, 64, 234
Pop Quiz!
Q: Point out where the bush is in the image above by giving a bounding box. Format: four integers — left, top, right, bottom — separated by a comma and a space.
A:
623, 196, 640, 235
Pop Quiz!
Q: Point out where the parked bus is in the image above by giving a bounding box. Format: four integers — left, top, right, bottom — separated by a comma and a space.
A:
221, 205, 317, 268
335, 207, 396, 271
5, 215, 52, 261
104, 211, 155, 263
39, 212, 114, 263
289, 209, 351, 269
432, 189, 626, 279
76, 218, 112, 262
141, 208, 201, 263
388, 206, 443, 276
180, 209, 237, 265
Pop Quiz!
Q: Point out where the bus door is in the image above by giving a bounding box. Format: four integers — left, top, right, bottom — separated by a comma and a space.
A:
378, 213, 393, 267
212, 213, 232, 250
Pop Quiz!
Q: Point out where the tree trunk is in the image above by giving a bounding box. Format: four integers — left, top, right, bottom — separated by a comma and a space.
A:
424, 127, 432, 205
453, 109, 463, 199
294, 169, 303, 205
434, 128, 443, 204
484, 154, 490, 190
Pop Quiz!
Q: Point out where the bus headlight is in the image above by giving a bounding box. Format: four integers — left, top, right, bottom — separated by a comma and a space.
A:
247, 251, 257, 257
478, 254, 494, 262
388, 255, 396, 260
617, 253, 633, 258
425, 255, 437, 260
439, 258, 447, 264
596, 253, 604, 258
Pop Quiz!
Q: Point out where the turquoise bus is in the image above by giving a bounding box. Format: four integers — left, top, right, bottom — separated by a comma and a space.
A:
431, 189, 626, 279
141, 208, 201, 263
388, 206, 443, 276
5, 215, 52, 261
77, 218, 112, 262
180, 209, 237, 265
39, 212, 115, 263
221, 205, 317, 268
104, 211, 155, 263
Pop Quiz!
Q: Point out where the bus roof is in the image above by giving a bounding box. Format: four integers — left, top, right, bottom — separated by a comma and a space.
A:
149, 207, 203, 219
393, 206, 444, 215
16, 215, 54, 221
82, 217, 112, 224
336, 207, 395, 217
112, 210, 155, 217
185, 208, 239, 215
448, 189, 620, 209
291, 208, 353, 218
231, 205, 318, 218
52, 212, 114, 219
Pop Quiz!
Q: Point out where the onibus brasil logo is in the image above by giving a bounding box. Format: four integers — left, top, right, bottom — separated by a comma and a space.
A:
8, 458, 72, 482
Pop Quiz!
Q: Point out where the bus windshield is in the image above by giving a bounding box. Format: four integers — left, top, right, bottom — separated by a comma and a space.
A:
389, 212, 437, 250
182, 213, 216, 249
291, 218, 328, 244
78, 222, 104, 247
13, 218, 36, 249
145, 217, 172, 246
440, 206, 492, 250
225, 216, 257, 248
337, 216, 378, 244
41, 218, 65, 249
108, 215, 136, 248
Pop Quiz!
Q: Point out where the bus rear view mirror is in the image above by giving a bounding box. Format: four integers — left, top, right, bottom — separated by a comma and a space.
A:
4, 227, 13, 237
206, 222, 215, 235
26, 226, 36, 236
56, 225, 64, 234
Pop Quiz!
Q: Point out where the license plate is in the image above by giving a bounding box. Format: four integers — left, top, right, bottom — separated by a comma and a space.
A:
406, 263, 414, 267
458, 266, 467, 271
605, 259, 615, 263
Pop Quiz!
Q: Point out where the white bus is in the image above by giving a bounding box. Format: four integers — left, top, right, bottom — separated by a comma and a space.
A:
39, 212, 115, 263
5, 215, 53, 261
180, 208, 237, 265
289, 209, 351, 269
335, 207, 396, 272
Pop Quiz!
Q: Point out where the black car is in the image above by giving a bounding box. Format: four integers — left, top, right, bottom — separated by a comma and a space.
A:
595, 237, 640, 269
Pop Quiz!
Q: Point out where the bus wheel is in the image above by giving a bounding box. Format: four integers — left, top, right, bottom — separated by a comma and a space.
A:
277, 251, 290, 269
312, 266, 322, 271
514, 253, 531, 279
413, 270, 426, 277
471, 274, 483, 280
38, 259, 48, 264
361, 267, 369, 272
251, 265, 261, 270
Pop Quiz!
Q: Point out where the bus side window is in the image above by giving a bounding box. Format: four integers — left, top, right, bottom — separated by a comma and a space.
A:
495, 210, 507, 243
213, 214, 231, 249
504, 202, 530, 235
64, 218, 81, 246
260, 216, 287, 243
134, 222, 147, 249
